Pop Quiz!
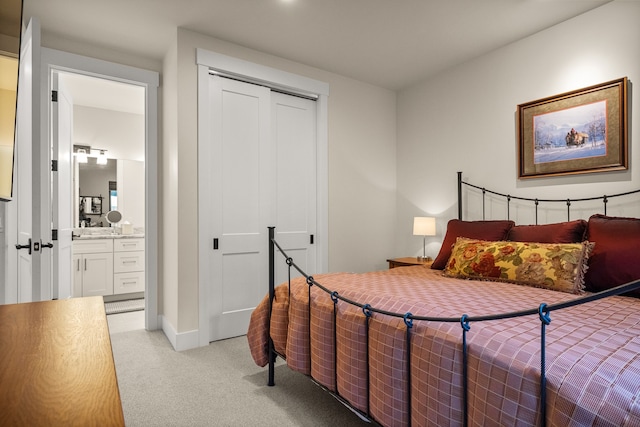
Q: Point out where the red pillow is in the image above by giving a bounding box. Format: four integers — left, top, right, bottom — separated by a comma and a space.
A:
507, 219, 587, 243
431, 219, 515, 270
584, 214, 640, 296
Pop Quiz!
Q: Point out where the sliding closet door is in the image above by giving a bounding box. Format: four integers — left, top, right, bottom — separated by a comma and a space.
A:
204, 75, 318, 342
207, 76, 273, 342
272, 93, 317, 285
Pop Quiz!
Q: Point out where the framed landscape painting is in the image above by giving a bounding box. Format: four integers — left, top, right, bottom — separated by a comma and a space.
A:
518, 77, 628, 179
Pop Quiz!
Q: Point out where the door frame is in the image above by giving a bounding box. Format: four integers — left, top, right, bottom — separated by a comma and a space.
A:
40, 48, 160, 330
196, 48, 329, 346
50, 72, 73, 300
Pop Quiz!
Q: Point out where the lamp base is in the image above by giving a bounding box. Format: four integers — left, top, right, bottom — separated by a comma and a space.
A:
416, 256, 433, 262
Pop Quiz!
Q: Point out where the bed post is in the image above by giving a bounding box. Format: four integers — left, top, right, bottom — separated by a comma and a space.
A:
457, 171, 463, 220
268, 226, 276, 386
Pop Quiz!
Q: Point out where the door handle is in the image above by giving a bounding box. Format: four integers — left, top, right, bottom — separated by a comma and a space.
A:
15, 238, 32, 255
41, 240, 54, 249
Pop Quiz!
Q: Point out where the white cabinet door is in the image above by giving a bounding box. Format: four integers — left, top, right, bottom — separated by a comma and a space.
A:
72, 254, 82, 298
81, 252, 113, 297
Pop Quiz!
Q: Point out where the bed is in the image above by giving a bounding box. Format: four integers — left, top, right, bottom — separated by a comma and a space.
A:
247, 173, 640, 427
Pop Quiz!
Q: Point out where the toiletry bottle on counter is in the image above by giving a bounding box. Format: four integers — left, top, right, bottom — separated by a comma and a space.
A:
121, 221, 133, 235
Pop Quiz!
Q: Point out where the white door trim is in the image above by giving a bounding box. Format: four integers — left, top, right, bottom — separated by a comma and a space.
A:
40, 48, 160, 330
196, 49, 329, 347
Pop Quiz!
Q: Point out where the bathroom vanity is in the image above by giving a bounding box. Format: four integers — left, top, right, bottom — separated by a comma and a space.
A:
72, 228, 145, 298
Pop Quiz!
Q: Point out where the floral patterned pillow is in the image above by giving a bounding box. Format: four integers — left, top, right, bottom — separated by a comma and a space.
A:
444, 237, 594, 294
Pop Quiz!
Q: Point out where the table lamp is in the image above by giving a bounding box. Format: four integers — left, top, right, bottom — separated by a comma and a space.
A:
413, 216, 436, 261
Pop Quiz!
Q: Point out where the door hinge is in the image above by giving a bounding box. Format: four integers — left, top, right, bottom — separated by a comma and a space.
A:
51, 90, 58, 102
213, 238, 219, 250
51, 159, 58, 171
52, 229, 58, 241
310, 234, 314, 245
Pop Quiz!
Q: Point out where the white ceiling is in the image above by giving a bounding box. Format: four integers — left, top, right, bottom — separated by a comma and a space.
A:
23, 0, 612, 91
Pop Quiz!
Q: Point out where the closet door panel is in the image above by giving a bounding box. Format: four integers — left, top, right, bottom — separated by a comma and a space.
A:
207, 76, 272, 342
272, 93, 317, 285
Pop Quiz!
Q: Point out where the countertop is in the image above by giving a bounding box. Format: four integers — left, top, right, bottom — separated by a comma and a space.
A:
72, 228, 145, 240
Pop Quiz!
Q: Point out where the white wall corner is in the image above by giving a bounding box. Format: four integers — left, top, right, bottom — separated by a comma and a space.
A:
161, 315, 201, 351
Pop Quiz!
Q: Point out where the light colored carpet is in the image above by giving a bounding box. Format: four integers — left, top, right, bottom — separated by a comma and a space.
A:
110, 330, 372, 426
105, 298, 145, 315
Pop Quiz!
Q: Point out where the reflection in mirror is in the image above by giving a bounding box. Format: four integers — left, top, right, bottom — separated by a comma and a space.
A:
77, 157, 116, 227
109, 182, 117, 210
0, 0, 23, 200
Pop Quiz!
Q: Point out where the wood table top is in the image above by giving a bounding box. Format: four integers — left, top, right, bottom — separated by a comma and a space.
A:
0, 297, 125, 426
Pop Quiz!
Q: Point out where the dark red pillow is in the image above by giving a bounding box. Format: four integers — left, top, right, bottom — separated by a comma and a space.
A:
431, 219, 515, 270
584, 214, 640, 296
507, 219, 587, 243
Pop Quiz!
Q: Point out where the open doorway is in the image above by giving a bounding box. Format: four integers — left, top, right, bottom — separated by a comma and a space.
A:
54, 71, 146, 329
42, 48, 159, 330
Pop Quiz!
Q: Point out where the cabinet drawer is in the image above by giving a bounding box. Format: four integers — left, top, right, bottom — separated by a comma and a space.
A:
114, 238, 144, 252
114, 251, 145, 273
114, 271, 145, 294
73, 239, 114, 254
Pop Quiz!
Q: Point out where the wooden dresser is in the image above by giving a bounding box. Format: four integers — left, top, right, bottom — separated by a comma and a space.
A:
0, 297, 125, 426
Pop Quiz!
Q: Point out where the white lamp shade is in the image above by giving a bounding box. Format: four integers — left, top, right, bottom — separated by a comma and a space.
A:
413, 216, 436, 236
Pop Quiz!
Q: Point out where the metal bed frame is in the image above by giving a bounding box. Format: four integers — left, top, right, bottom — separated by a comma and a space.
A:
265, 172, 640, 427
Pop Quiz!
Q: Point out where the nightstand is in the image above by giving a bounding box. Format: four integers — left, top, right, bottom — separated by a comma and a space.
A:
386, 257, 433, 269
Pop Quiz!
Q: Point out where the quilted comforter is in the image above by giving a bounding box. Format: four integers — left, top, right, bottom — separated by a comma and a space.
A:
247, 265, 640, 427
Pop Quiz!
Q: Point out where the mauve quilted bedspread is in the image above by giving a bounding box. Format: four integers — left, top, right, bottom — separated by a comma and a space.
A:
247, 265, 640, 427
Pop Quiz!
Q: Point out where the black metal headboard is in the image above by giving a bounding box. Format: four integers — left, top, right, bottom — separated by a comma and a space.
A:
457, 171, 640, 223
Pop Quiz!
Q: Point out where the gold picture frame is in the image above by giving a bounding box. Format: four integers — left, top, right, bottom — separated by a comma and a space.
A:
518, 77, 628, 179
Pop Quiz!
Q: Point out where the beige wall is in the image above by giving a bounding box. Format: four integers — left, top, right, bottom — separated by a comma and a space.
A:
396, 1, 640, 259
162, 29, 397, 334
161, 35, 178, 333
40, 31, 162, 73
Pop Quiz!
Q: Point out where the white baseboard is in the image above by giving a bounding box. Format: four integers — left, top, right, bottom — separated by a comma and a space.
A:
161, 315, 200, 351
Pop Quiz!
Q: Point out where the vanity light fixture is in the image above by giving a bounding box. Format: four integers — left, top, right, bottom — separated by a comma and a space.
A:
97, 150, 108, 165
76, 148, 88, 164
